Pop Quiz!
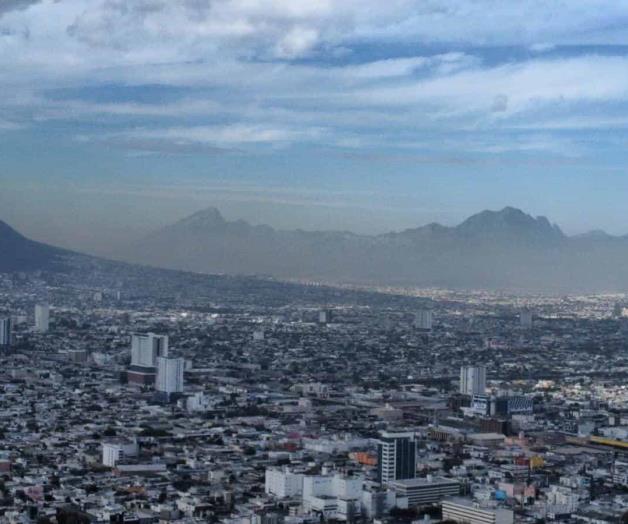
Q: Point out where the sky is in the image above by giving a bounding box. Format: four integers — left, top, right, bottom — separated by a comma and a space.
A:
3, 1, 628, 254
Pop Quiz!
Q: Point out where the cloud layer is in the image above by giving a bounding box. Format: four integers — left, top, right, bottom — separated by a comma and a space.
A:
2, 0, 628, 157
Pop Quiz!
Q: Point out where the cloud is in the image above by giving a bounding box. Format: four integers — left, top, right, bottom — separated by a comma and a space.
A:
2, 0, 628, 159
0, 0, 41, 17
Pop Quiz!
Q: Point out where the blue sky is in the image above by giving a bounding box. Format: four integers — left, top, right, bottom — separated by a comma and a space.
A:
2, 0, 628, 253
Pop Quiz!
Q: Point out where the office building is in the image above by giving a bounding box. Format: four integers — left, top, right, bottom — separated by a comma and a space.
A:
34, 304, 49, 333
495, 395, 534, 416
127, 333, 169, 385
414, 309, 434, 331
131, 333, 168, 367
0, 317, 11, 348
265, 468, 304, 498
520, 309, 533, 329
377, 431, 416, 483
460, 365, 486, 396
156, 356, 184, 395
318, 309, 332, 324
102, 439, 139, 467
302, 474, 362, 521
442, 498, 514, 524
390, 476, 460, 507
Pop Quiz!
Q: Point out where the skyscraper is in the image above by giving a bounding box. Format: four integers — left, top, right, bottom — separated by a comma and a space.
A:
0, 317, 11, 348
156, 356, 185, 396
414, 309, 434, 331
127, 333, 169, 385
377, 431, 416, 483
131, 333, 168, 367
520, 309, 533, 329
460, 365, 487, 396
35, 304, 50, 333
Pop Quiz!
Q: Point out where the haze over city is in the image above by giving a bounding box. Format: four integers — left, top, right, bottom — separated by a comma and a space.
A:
3, 1, 628, 253
3, 4, 628, 524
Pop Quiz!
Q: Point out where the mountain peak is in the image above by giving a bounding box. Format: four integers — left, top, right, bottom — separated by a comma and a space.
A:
456, 207, 564, 240
176, 207, 226, 228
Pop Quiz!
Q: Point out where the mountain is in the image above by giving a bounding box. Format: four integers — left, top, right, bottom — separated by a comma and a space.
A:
122, 206, 628, 292
0, 220, 73, 272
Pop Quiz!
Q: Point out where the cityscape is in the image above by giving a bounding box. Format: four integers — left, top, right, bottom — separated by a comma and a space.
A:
3, 0, 628, 523
0, 256, 627, 523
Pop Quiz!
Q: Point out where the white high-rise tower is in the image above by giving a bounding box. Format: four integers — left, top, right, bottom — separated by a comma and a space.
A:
35, 304, 50, 333
460, 365, 486, 396
156, 356, 185, 395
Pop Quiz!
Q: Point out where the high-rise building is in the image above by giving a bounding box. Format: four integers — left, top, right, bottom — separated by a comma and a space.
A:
127, 333, 169, 385
34, 304, 50, 333
460, 366, 486, 396
414, 309, 434, 331
377, 431, 416, 483
131, 333, 168, 367
156, 356, 184, 395
520, 309, 533, 329
0, 317, 11, 348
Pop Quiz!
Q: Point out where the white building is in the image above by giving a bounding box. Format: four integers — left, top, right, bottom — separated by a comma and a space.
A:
460, 366, 487, 396
414, 309, 434, 330
265, 468, 304, 498
102, 439, 139, 467
442, 498, 514, 524
302, 474, 363, 521
389, 476, 460, 507
156, 356, 184, 394
35, 304, 50, 333
131, 333, 168, 368
186, 392, 215, 412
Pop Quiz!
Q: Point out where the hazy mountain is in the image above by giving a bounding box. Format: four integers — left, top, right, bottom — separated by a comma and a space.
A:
122, 206, 628, 292
0, 220, 73, 272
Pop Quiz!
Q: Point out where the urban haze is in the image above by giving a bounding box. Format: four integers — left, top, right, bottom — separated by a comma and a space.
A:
2, 2, 628, 524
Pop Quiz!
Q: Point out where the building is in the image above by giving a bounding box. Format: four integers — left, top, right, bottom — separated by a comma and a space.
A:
318, 309, 332, 324
520, 309, 533, 329
495, 396, 534, 417
265, 468, 304, 498
131, 333, 168, 367
414, 309, 434, 331
377, 431, 416, 483
302, 474, 362, 521
0, 317, 11, 348
460, 366, 486, 396
156, 356, 185, 395
442, 498, 514, 524
127, 333, 169, 385
34, 304, 49, 333
389, 476, 460, 507
102, 439, 139, 467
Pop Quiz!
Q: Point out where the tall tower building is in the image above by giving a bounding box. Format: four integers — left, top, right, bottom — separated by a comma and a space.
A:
0, 318, 11, 348
127, 333, 169, 385
460, 365, 486, 396
35, 304, 50, 333
156, 356, 185, 396
414, 310, 434, 331
377, 431, 416, 484
131, 333, 168, 367
520, 309, 533, 329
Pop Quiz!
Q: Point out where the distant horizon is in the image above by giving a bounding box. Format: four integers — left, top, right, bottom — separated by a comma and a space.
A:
3, 2, 628, 254
3, 202, 627, 259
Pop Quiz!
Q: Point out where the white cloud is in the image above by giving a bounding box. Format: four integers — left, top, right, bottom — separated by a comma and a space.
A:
2, 0, 628, 157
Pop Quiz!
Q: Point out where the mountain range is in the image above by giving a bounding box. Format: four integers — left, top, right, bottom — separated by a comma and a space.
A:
120, 206, 628, 292
5, 206, 628, 292
0, 220, 74, 273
